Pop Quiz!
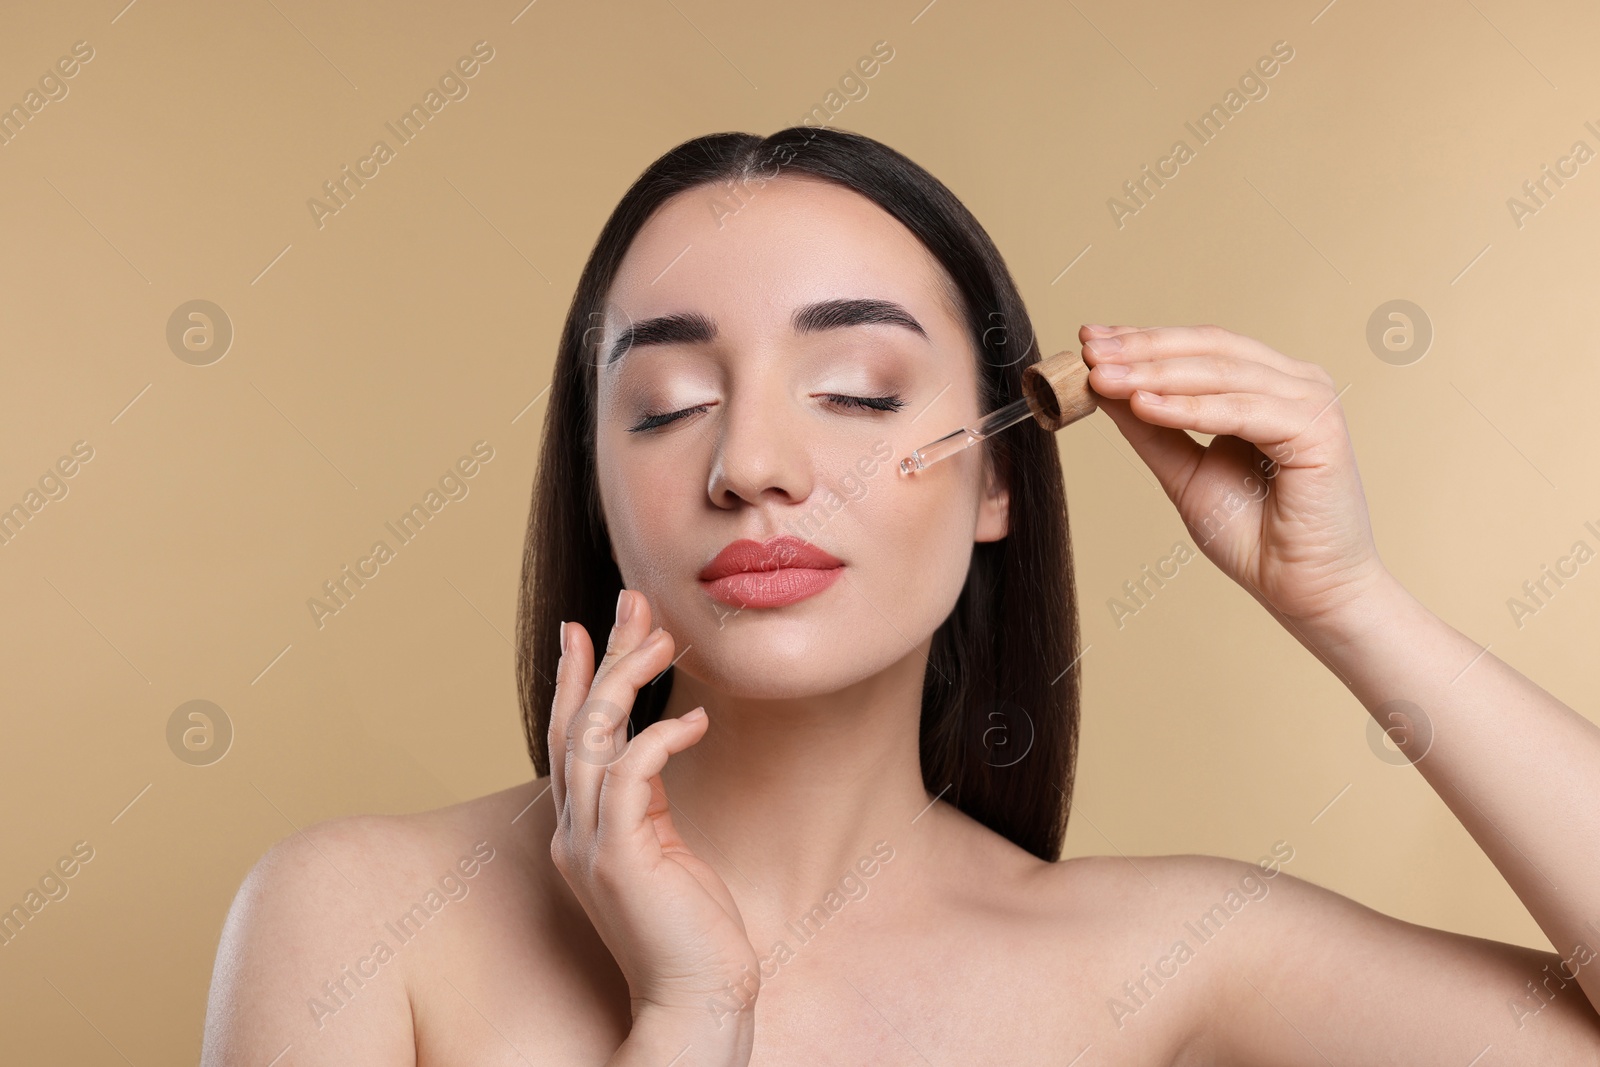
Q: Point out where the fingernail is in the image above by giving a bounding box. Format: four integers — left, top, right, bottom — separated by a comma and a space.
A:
1086, 336, 1122, 355
684, 707, 706, 723
1084, 323, 1111, 333
558, 620, 568, 656
615, 590, 633, 627
1096, 362, 1130, 379
644, 626, 666, 648
1136, 389, 1164, 404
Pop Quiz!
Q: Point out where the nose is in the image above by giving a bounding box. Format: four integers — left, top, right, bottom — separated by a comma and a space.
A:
705, 385, 816, 510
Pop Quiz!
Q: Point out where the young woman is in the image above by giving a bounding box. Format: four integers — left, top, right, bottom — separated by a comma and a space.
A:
201, 127, 1600, 1066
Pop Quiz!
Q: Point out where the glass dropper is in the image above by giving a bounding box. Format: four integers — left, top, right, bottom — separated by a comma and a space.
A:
898, 347, 1099, 475
898, 395, 1037, 475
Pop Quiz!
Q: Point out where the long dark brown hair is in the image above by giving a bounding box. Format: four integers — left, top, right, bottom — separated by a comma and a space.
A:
515, 126, 1081, 861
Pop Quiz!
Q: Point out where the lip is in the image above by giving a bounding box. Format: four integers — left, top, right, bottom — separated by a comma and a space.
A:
698, 535, 845, 608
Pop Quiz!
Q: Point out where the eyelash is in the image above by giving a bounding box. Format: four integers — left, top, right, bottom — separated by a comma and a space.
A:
627, 393, 907, 434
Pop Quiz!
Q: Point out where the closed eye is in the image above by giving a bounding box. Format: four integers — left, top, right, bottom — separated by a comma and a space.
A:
627, 403, 713, 433
626, 394, 906, 433
822, 393, 907, 414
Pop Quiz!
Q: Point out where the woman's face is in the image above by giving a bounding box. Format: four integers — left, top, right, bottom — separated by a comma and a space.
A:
593, 174, 1009, 699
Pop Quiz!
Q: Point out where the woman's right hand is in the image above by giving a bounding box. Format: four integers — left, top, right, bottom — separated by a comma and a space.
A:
548, 588, 761, 1040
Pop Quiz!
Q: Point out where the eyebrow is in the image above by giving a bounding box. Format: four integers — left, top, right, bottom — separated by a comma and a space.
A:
604, 297, 929, 366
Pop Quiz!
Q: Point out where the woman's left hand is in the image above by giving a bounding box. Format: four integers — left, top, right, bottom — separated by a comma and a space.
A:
1078, 322, 1393, 636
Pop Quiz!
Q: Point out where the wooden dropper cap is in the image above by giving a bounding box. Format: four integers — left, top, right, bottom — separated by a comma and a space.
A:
1021, 348, 1098, 431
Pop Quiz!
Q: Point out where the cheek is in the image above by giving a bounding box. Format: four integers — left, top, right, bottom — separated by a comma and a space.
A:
596, 431, 695, 590
841, 452, 982, 606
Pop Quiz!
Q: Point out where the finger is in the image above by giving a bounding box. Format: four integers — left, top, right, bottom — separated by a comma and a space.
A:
1095, 394, 1206, 501
548, 619, 596, 821
551, 589, 655, 824
595, 710, 710, 859
1088, 354, 1317, 402
565, 622, 679, 840
591, 588, 658, 693
556, 585, 656, 819
1079, 323, 1147, 340
1085, 324, 1316, 381
1125, 388, 1332, 449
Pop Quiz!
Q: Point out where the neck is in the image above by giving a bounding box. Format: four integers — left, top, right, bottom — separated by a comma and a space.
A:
656, 641, 944, 928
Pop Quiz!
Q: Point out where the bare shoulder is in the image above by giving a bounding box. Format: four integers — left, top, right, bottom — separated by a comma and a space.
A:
1045, 851, 1600, 1065
1035, 847, 1305, 970
201, 780, 551, 1067
1025, 852, 1283, 1063
917, 815, 1251, 1062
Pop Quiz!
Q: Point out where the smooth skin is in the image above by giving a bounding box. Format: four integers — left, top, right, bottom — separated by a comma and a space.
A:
201, 177, 1600, 1066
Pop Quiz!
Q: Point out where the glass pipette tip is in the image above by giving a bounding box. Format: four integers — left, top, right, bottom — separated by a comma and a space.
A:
898, 395, 1035, 475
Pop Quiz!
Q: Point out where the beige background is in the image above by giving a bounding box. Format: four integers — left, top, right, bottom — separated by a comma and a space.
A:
3, 0, 1597, 1059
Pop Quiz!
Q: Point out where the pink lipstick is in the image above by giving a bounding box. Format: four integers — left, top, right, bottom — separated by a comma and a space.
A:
698, 535, 844, 608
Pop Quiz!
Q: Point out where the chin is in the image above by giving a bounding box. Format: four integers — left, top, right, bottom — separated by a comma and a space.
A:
661, 586, 942, 701
673, 641, 908, 701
